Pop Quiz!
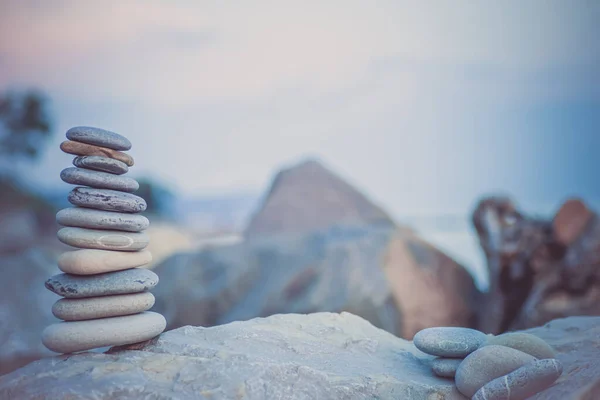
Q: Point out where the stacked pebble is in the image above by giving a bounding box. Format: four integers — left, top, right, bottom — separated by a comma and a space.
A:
42, 127, 166, 354
414, 327, 562, 399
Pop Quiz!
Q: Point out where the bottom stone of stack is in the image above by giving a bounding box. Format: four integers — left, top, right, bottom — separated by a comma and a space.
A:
52, 292, 155, 321
42, 311, 166, 354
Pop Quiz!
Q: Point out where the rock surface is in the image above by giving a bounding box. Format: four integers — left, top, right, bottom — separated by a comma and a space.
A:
413, 327, 486, 357
60, 140, 134, 166
1, 313, 598, 399
41, 311, 166, 354
68, 187, 147, 213
56, 207, 149, 232
58, 249, 152, 275
484, 332, 556, 359
1, 312, 465, 399
73, 155, 129, 175
45, 268, 158, 298
60, 167, 139, 192
66, 126, 132, 151
57, 227, 149, 251
52, 292, 155, 320
431, 358, 462, 378
245, 159, 395, 237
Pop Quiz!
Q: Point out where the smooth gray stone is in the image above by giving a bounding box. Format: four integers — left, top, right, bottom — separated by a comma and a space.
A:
484, 332, 556, 359
473, 359, 563, 400
455, 345, 536, 397
73, 156, 129, 175
57, 227, 149, 251
45, 268, 159, 298
42, 311, 166, 353
68, 187, 146, 213
57, 207, 149, 232
66, 126, 132, 151
61, 167, 139, 192
431, 358, 462, 378
413, 327, 487, 357
52, 292, 155, 321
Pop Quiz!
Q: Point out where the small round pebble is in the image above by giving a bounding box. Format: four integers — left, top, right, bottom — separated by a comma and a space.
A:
472, 359, 563, 400
66, 126, 132, 151
56, 208, 149, 232
60, 141, 134, 166
413, 327, 487, 358
73, 156, 129, 175
45, 268, 158, 298
484, 332, 556, 359
42, 311, 166, 353
61, 167, 139, 192
68, 187, 146, 213
58, 249, 152, 275
431, 358, 462, 378
52, 292, 155, 321
455, 345, 537, 397
58, 227, 149, 251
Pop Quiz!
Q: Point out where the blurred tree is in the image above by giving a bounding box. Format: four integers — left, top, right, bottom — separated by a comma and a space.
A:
136, 178, 175, 217
0, 90, 52, 159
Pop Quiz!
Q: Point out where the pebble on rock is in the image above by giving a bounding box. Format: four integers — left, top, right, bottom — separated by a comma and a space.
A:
68, 187, 146, 213
42, 311, 166, 353
45, 268, 158, 298
66, 126, 132, 151
60, 141, 134, 166
455, 345, 537, 398
58, 227, 149, 252
484, 332, 556, 359
472, 359, 563, 400
73, 156, 129, 175
56, 208, 149, 232
60, 167, 139, 192
58, 249, 152, 275
431, 358, 462, 378
52, 292, 155, 321
413, 327, 487, 358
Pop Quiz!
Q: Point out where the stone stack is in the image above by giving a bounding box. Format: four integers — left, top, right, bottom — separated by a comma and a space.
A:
42, 127, 166, 354
414, 327, 563, 399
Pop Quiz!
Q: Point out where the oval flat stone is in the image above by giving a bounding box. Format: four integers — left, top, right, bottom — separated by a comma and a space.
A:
52, 292, 155, 321
56, 208, 149, 232
473, 359, 563, 400
45, 268, 158, 298
413, 327, 487, 358
60, 141, 134, 166
73, 156, 129, 175
58, 227, 149, 251
484, 332, 555, 359
431, 358, 462, 378
455, 345, 537, 398
61, 167, 139, 192
68, 187, 146, 213
66, 126, 132, 151
42, 311, 166, 353
58, 249, 152, 275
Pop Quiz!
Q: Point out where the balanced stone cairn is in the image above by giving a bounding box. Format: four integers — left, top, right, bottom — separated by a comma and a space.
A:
42, 127, 166, 353
414, 327, 563, 399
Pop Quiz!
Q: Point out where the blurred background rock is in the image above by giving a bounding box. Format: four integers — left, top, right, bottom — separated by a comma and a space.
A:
1, 0, 599, 377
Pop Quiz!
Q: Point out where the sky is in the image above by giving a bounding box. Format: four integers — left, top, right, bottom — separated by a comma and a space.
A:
1, 0, 599, 220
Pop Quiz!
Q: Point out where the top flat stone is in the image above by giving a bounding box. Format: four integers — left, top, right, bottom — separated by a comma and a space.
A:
66, 126, 131, 151
413, 327, 487, 358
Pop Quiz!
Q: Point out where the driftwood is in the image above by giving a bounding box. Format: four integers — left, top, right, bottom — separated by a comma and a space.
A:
473, 196, 600, 334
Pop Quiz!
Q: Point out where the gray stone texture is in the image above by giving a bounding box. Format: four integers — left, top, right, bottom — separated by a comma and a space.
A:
57, 227, 149, 251
66, 126, 131, 151
455, 345, 536, 397
45, 268, 158, 299
73, 156, 129, 175
431, 357, 462, 378
413, 327, 487, 358
60, 167, 139, 192
68, 187, 146, 213
484, 332, 556, 359
473, 358, 563, 400
56, 207, 149, 232
52, 292, 155, 321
